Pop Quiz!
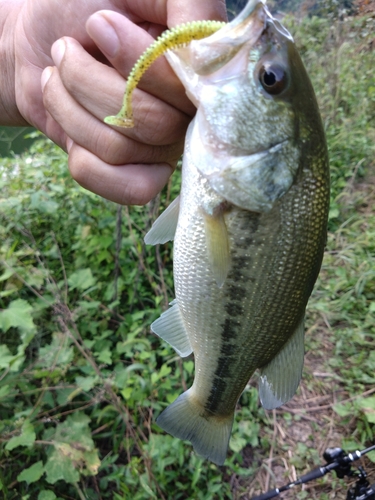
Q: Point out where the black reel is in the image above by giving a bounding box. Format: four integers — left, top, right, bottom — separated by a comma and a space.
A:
252, 444, 375, 500
346, 468, 375, 500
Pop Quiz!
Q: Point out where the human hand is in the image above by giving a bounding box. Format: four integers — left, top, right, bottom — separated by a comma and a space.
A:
12, 0, 226, 204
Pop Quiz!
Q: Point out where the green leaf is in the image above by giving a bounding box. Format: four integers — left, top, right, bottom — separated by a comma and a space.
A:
17, 461, 44, 484
75, 375, 97, 392
77, 300, 101, 310
95, 348, 112, 365
0, 268, 14, 282
98, 235, 113, 249
332, 402, 352, 418
357, 396, 375, 424
56, 388, 77, 406
229, 436, 247, 454
38, 490, 57, 500
44, 447, 80, 485
120, 387, 133, 400
0, 384, 10, 399
139, 473, 157, 499
6, 420, 36, 450
30, 191, 59, 214
68, 268, 96, 291
37, 332, 74, 368
328, 207, 340, 220
44, 412, 100, 483
159, 364, 171, 378
54, 413, 91, 445
0, 345, 15, 369
38, 492, 57, 500
0, 299, 35, 332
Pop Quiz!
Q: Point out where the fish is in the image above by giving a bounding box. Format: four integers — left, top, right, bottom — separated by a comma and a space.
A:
106, 0, 330, 466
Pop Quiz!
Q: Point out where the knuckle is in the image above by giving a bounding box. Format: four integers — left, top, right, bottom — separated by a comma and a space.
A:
68, 148, 90, 187
134, 99, 189, 146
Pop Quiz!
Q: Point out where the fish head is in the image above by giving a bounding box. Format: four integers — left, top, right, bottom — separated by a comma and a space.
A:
167, 0, 326, 212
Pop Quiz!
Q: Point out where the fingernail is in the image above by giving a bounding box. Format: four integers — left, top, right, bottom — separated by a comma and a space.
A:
86, 12, 119, 58
41, 67, 53, 91
51, 39, 66, 67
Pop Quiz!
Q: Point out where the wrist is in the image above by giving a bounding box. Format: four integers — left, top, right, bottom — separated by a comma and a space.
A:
0, 1, 28, 125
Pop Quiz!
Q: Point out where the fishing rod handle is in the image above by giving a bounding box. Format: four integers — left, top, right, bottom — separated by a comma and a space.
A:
252, 467, 326, 499
299, 466, 326, 482
251, 488, 280, 500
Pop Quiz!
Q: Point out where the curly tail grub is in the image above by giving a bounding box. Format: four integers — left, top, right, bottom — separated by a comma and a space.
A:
104, 20, 226, 128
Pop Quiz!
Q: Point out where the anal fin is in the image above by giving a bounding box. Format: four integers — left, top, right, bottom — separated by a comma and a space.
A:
151, 300, 192, 357
144, 196, 180, 245
259, 316, 305, 410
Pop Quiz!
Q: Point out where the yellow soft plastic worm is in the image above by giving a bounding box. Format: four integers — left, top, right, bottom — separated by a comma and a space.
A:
104, 20, 226, 128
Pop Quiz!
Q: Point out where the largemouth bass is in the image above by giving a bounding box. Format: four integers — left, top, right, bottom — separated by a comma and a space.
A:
106, 0, 330, 465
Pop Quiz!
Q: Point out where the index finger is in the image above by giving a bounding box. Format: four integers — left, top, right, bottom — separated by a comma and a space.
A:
118, 0, 227, 26
86, 12, 197, 117
166, 0, 227, 25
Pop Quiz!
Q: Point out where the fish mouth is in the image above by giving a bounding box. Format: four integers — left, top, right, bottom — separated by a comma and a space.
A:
188, 0, 268, 76
187, 0, 293, 77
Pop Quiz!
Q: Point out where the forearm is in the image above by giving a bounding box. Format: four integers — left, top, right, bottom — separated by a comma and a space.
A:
0, 1, 27, 125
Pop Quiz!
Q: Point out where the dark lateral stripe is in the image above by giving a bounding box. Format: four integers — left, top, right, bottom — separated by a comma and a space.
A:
205, 211, 260, 414
225, 302, 243, 317
205, 316, 240, 413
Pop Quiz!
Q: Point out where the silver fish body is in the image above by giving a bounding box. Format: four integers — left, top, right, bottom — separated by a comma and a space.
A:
145, 0, 329, 465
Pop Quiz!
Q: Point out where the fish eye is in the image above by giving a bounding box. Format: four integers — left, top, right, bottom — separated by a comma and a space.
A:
259, 64, 288, 95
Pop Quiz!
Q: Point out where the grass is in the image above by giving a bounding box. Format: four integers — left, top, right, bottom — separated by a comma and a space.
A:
0, 7, 374, 500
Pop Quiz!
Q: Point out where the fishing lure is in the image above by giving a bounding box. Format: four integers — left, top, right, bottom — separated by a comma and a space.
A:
104, 20, 226, 128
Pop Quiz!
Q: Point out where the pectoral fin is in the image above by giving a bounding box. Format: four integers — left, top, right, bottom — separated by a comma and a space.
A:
151, 300, 193, 357
258, 316, 305, 410
144, 196, 180, 245
203, 210, 230, 288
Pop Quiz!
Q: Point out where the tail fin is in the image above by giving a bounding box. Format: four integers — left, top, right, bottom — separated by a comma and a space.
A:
156, 389, 233, 465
